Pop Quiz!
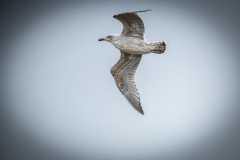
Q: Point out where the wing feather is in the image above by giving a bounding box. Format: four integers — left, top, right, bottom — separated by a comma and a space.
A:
113, 9, 151, 39
111, 51, 143, 115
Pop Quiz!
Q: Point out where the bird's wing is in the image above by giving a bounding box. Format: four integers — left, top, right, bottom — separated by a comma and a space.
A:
113, 9, 151, 40
111, 51, 143, 115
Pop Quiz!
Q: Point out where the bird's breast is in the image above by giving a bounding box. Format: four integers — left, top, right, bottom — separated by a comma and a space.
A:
112, 38, 149, 54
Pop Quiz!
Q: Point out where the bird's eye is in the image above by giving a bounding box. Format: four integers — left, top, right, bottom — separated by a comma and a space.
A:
107, 36, 111, 38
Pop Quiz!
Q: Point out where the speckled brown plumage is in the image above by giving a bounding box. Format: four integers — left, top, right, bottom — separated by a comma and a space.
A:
98, 9, 166, 115
113, 9, 151, 39
111, 51, 143, 114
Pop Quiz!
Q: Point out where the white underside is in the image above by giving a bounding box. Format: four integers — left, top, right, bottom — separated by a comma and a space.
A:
111, 38, 151, 54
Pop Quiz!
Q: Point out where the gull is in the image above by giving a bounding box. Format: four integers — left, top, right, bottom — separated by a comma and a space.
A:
98, 9, 166, 115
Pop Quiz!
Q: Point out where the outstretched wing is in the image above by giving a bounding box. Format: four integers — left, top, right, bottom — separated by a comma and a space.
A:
113, 9, 151, 40
111, 51, 143, 115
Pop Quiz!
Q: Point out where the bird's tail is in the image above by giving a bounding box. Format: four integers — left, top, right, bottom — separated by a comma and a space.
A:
149, 41, 167, 54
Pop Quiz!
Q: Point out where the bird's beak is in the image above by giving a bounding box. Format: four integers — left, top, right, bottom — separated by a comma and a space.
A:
98, 38, 105, 41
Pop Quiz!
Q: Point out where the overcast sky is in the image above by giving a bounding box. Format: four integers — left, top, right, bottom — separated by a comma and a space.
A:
1, 1, 240, 160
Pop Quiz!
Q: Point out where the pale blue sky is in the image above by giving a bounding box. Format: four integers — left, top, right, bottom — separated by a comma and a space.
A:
1, 1, 240, 160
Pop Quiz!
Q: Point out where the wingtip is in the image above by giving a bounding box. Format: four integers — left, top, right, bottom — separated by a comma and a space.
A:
137, 9, 152, 13
133, 104, 144, 115
132, 106, 144, 115
113, 9, 152, 18
138, 108, 144, 115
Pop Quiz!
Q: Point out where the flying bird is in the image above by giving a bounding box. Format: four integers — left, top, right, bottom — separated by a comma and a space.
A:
98, 9, 166, 115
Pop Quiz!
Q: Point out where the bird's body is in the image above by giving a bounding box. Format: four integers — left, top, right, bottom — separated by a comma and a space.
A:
111, 34, 148, 54
99, 9, 166, 115
110, 34, 165, 54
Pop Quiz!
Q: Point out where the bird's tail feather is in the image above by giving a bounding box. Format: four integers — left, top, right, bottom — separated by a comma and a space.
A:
150, 41, 167, 54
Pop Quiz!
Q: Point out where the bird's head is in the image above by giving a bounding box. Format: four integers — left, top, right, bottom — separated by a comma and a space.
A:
98, 34, 119, 43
